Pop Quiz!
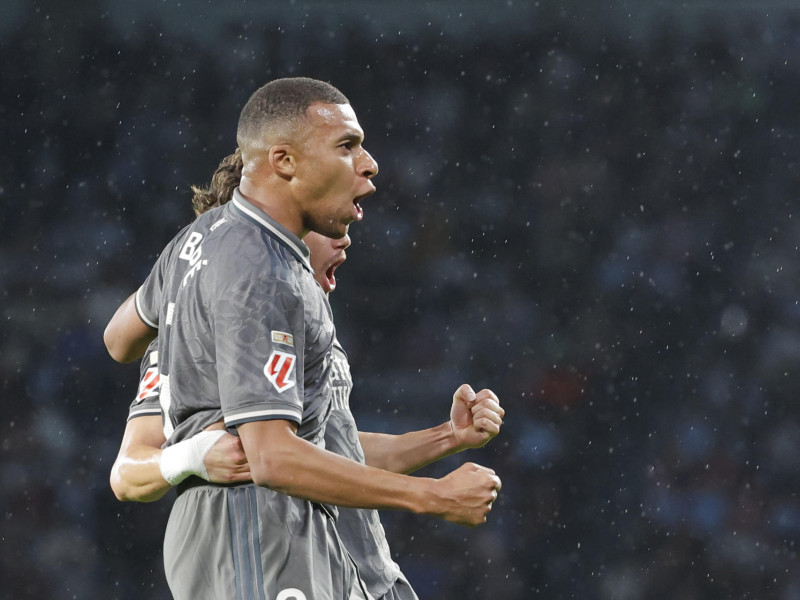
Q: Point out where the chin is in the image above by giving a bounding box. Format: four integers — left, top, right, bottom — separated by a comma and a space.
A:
327, 226, 349, 240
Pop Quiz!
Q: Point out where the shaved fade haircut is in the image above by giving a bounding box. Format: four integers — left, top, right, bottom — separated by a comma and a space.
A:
237, 77, 349, 152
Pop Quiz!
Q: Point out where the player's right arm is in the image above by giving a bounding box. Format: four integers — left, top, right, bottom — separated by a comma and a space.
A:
238, 419, 501, 527
104, 292, 156, 363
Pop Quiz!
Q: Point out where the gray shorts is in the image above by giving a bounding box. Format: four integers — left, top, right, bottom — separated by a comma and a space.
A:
164, 482, 372, 600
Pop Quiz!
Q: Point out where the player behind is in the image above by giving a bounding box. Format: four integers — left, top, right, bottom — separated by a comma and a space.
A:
110, 150, 249, 502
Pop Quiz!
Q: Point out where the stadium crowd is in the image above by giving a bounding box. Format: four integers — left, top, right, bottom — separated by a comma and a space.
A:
2, 2, 800, 598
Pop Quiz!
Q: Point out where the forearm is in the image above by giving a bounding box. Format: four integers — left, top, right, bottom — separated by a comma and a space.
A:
111, 419, 247, 503
110, 445, 172, 503
239, 420, 440, 515
359, 421, 463, 474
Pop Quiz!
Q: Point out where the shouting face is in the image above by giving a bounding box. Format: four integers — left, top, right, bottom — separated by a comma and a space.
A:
305, 231, 351, 294
292, 103, 378, 239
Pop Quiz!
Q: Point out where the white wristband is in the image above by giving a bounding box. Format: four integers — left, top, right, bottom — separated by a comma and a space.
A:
159, 430, 227, 486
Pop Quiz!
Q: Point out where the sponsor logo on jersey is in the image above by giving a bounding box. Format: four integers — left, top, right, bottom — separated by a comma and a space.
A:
264, 350, 296, 392
210, 217, 227, 231
271, 331, 294, 347
134, 366, 160, 403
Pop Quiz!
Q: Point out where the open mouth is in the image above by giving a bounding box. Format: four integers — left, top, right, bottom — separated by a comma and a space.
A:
353, 198, 364, 222
352, 188, 374, 222
322, 255, 347, 293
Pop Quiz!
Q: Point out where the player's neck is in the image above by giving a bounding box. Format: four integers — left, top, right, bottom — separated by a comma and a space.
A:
238, 178, 303, 237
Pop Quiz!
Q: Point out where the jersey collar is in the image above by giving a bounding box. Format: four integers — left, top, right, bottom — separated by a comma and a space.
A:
231, 189, 313, 272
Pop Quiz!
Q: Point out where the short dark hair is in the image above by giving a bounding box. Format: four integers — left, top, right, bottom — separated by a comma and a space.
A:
237, 77, 349, 149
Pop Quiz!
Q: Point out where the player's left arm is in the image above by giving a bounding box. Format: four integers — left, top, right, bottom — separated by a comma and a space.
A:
110, 416, 251, 502
359, 384, 504, 474
110, 415, 172, 502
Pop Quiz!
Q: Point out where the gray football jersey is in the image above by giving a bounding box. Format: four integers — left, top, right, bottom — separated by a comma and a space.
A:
139, 190, 335, 448
325, 340, 404, 598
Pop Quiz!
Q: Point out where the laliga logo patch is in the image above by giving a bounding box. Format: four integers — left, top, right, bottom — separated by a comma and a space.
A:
264, 350, 296, 393
135, 366, 160, 403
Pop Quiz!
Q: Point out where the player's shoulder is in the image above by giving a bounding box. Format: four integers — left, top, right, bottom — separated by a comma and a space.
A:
202, 206, 303, 281
147, 223, 193, 272
187, 204, 231, 239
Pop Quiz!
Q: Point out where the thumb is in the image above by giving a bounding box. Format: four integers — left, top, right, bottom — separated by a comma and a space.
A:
455, 383, 477, 406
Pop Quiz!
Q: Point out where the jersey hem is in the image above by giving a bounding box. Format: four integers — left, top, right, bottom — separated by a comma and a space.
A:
127, 407, 162, 420
224, 410, 302, 428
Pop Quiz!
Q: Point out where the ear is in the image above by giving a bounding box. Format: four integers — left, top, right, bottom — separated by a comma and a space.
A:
269, 144, 296, 180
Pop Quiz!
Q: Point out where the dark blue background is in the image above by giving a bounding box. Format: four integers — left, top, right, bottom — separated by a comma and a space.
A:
3, 1, 799, 598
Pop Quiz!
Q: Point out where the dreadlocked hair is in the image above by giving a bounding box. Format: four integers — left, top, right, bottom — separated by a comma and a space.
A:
190, 148, 243, 216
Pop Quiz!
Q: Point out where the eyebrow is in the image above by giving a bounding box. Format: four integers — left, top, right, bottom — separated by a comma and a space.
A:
336, 130, 364, 145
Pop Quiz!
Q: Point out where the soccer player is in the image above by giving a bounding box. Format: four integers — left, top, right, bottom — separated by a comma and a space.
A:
108, 77, 502, 600
111, 230, 505, 600
110, 148, 505, 599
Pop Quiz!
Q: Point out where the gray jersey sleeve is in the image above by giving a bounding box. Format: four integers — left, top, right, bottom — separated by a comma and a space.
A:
210, 272, 306, 428
134, 225, 191, 328
127, 338, 162, 421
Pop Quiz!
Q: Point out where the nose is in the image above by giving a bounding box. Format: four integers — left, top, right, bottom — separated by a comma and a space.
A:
358, 148, 379, 179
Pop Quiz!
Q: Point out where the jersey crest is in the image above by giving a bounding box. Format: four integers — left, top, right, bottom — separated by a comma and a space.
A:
264, 350, 296, 393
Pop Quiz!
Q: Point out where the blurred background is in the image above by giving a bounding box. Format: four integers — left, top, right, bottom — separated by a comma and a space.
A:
3, 0, 800, 598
